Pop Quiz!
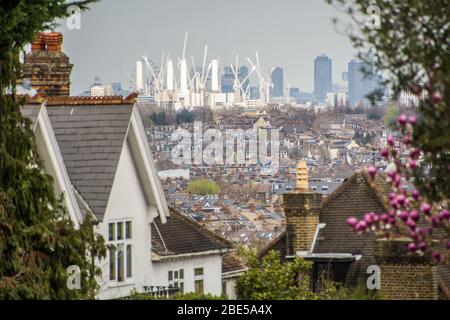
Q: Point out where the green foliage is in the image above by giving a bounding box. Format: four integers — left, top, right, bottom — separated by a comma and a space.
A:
187, 179, 220, 196
0, 0, 105, 299
326, 0, 450, 203
150, 111, 169, 126
353, 131, 373, 146
236, 248, 317, 300
237, 248, 382, 300
126, 291, 226, 300
383, 105, 399, 128
176, 109, 195, 124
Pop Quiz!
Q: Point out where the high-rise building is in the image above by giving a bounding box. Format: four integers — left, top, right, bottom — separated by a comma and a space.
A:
314, 55, 332, 103
347, 60, 380, 107
270, 67, 284, 98
221, 66, 250, 95
221, 66, 234, 93
238, 66, 250, 95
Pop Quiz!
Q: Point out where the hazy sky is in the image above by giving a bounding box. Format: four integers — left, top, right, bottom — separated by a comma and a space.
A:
56, 0, 358, 95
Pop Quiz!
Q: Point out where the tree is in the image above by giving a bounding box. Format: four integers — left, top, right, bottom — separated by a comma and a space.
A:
327, 0, 450, 263
236, 248, 379, 300
383, 104, 399, 128
0, 1, 106, 299
236, 248, 316, 300
187, 179, 220, 196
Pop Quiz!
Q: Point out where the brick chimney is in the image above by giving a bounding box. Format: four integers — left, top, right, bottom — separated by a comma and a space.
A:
283, 161, 322, 255
22, 32, 73, 97
374, 239, 439, 300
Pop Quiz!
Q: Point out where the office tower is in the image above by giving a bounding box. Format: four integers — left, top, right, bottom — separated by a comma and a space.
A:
221, 66, 234, 93
270, 67, 284, 98
347, 60, 380, 107
314, 54, 332, 103
238, 66, 250, 94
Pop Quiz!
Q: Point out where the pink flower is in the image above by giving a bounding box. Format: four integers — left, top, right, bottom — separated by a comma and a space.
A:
411, 189, 420, 200
409, 148, 421, 160
403, 135, 412, 144
418, 242, 427, 252
347, 217, 358, 227
408, 115, 417, 125
447, 242, 450, 250
408, 242, 417, 252
399, 211, 409, 221
420, 202, 431, 215
355, 221, 368, 232
397, 114, 408, 126
381, 214, 389, 223
432, 252, 442, 262
408, 159, 417, 169
367, 166, 377, 178
396, 194, 406, 206
431, 92, 442, 104
387, 136, 394, 146
440, 209, 450, 220
406, 218, 416, 229
380, 148, 389, 158
410, 210, 420, 222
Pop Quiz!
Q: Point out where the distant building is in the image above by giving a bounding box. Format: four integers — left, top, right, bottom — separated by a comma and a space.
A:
221, 66, 249, 95
270, 67, 284, 98
347, 60, 380, 107
250, 86, 260, 100
289, 87, 300, 102
90, 76, 113, 97
221, 66, 234, 94
314, 55, 332, 103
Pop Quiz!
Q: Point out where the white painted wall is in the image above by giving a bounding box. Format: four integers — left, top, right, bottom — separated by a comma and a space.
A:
97, 140, 155, 300
151, 254, 223, 296
223, 277, 238, 300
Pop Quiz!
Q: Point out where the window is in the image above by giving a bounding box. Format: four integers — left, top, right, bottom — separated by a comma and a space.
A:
109, 246, 116, 281
195, 280, 204, 294
168, 269, 184, 293
108, 220, 133, 282
194, 267, 204, 294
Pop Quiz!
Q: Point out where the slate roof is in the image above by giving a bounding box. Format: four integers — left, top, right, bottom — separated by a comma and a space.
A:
151, 209, 232, 257
222, 253, 247, 274
45, 104, 134, 221
22, 104, 42, 128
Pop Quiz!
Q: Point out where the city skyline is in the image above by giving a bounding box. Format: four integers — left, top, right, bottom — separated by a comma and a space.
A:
55, 0, 357, 95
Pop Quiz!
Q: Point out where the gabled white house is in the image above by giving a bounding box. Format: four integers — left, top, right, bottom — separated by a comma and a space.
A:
43, 100, 170, 299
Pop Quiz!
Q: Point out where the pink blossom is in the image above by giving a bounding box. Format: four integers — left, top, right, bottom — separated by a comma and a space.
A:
367, 166, 377, 179
420, 202, 431, 215
408, 243, 417, 252
431, 92, 442, 104
408, 115, 417, 125
411, 189, 420, 200
380, 148, 389, 158
432, 252, 442, 262
397, 114, 408, 126
399, 211, 409, 221
347, 217, 358, 227
410, 210, 420, 222
440, 209, 450, 220
387, 136, 394, 146
408, 159, 417, 169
